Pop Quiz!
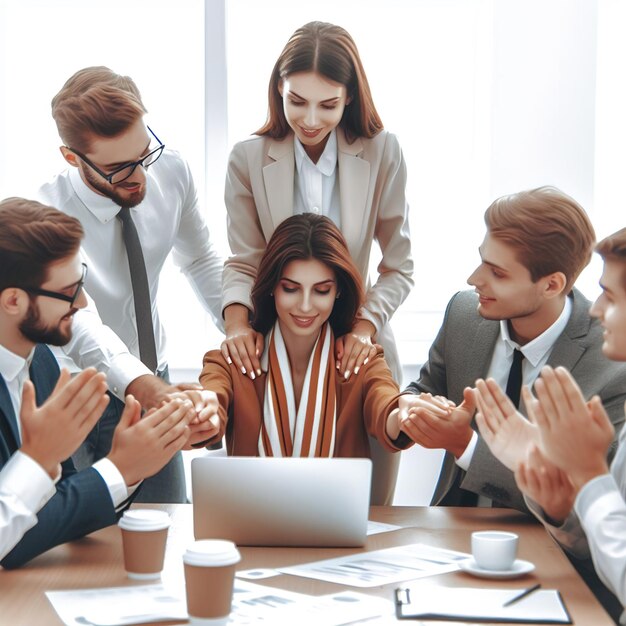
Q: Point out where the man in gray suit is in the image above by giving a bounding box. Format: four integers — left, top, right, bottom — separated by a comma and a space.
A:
399, 187, 626, 511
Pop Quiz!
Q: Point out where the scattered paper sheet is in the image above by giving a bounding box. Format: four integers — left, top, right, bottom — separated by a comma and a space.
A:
46, 580, 392, 626
278, 542, 469, 587
266, 591, 392, 625
232, 589, 390, 625
46, 585, 186, 626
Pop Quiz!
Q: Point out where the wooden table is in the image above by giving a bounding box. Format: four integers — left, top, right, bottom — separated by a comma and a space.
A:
0, 505, 614, 624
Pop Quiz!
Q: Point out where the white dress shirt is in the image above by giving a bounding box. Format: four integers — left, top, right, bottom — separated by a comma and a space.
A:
0, 451, 55, 560
38, 150, 224, 394
456, 296, 573, 470
0, 344, 133, 517
525, 423, 626, 623
575, 437, 626, 620
293, 129, 342, 228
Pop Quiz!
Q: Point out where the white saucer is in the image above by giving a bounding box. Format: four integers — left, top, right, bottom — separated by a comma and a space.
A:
459, 557, 535, 579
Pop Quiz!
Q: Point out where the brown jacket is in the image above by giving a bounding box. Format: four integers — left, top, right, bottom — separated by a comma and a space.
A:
199, 346, 407, 458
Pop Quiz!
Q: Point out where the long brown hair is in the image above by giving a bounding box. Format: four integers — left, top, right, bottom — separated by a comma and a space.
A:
251, 214, 364, 336
485, 186, 595, 293
256, 21, 383, 143
0, 197, 83, 292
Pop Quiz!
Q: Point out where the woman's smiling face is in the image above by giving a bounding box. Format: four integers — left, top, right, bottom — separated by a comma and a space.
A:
274, 257, 338, 343
279, 71, 349, 163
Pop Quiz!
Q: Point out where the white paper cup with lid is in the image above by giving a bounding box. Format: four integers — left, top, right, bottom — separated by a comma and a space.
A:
118, 509, 170, 579
183, 539, 241, 625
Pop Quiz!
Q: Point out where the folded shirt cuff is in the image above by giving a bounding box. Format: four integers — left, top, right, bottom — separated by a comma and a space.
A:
455, 430, 478, 470
107, 354, 153, 400
576, 473, 623, 530
2, 451, 56, 512
93, 457, 139, 509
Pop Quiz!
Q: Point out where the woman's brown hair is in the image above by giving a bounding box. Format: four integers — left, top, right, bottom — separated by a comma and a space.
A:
251, 213, 364, 336
256, 21, 383, 142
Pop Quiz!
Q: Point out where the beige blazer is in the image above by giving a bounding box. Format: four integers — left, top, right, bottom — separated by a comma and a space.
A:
222, 129, 414, 381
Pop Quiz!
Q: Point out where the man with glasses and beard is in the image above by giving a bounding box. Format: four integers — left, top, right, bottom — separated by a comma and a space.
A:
38, 67, 224, 503
0, 197, 196, 568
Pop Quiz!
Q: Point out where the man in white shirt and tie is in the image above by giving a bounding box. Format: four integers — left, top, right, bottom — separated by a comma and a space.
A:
38, 67, 224, 502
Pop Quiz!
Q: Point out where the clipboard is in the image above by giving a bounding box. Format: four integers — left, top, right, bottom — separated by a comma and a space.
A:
394, 586, 572, 623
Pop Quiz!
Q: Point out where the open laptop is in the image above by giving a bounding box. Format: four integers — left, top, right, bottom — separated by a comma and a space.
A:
191, 456, 372, 547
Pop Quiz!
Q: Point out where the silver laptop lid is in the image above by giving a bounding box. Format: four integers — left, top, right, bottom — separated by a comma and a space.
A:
192, 456, 372, 547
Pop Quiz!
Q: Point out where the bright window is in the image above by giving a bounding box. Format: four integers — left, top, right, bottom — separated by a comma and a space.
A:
0, 0, 619, 376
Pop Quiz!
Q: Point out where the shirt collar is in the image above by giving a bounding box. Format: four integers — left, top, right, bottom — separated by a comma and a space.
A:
0, 343, 36, 384
499, 295, 573, 367
294, 129, 338, 177
69, 167, 122, 224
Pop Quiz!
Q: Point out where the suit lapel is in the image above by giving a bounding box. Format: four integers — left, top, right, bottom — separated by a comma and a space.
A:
263, 138, 295, 231
546, 290, 589, 372
0, 376, 20, 453
30, 345, 57, 407
338, 133, 369, 250
468, 318, 499, 390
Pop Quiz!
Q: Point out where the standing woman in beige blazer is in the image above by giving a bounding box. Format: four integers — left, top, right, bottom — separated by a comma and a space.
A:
221, 21, 413, 389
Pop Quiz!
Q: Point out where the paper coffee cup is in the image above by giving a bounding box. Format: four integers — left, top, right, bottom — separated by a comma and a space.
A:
471, 530, 518, 571
118, 509, 170, 580
183, 540, 241, 624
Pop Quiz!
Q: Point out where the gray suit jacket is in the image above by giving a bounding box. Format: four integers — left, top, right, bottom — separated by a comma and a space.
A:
407, 288, 626, 511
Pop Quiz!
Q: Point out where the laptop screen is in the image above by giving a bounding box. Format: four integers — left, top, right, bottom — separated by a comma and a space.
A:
192, 456, 372, 547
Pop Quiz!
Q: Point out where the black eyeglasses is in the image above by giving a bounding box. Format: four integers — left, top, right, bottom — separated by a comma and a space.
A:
68, 126, 165, 185
22, 263, 88, 307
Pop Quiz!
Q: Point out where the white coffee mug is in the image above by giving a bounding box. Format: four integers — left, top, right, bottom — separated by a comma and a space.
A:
471, 530, 518, 571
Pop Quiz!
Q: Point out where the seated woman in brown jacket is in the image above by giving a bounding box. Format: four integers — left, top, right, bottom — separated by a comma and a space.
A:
199, 213, 411, 459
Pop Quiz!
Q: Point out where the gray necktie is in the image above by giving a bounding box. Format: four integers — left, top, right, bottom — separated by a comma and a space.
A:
117, 208, 158, 373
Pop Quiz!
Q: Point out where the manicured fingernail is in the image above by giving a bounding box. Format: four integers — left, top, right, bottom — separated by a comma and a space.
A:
336, 362, 340, 369
250, 371, 256, 380
256, 369, 262, 376
227, 356, 232, 364
344, 370, 351, 380
241, 366, 246, 374
363, 358, 369, 365
354, 366, 360, 375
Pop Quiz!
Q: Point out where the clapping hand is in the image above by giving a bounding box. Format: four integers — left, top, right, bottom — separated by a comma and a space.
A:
515, 444, 576, 523
526, 366, 613, 490
474, 377, 538, 471
20, 368, 110, 478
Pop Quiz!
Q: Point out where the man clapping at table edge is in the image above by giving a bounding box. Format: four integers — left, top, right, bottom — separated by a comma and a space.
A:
0, 197, 214, 568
